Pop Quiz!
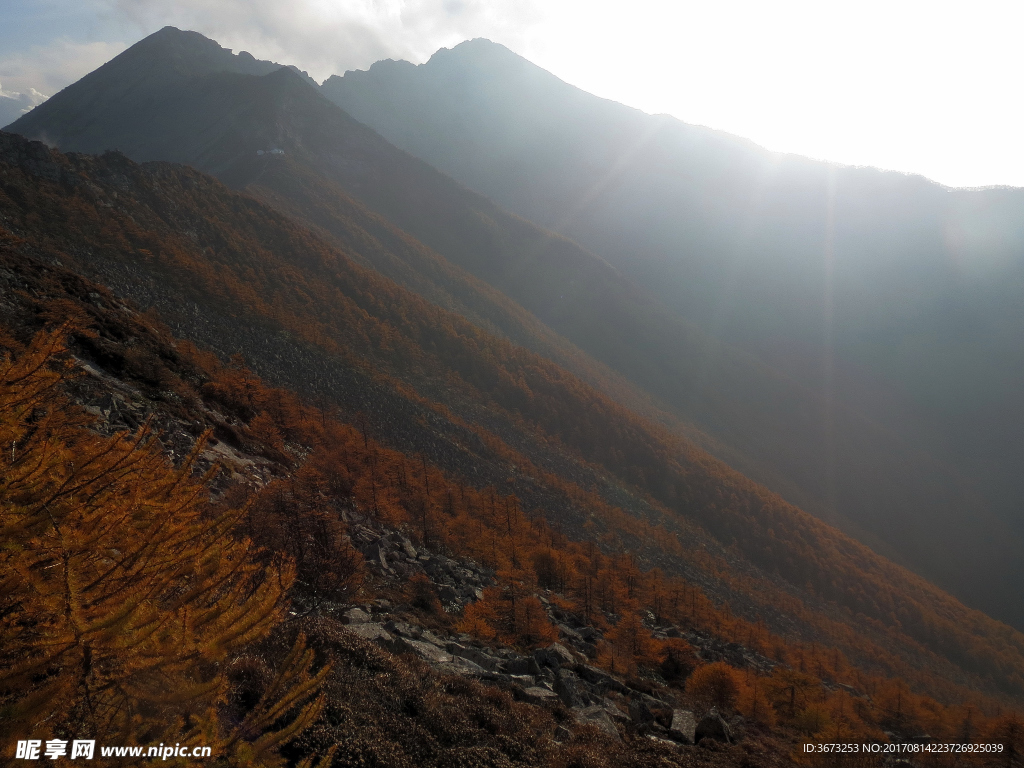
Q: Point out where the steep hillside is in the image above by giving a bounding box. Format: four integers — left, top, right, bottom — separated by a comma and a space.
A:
1, 273, 781, 767
4, 132, 1024, 724
10, 28, 1023, 628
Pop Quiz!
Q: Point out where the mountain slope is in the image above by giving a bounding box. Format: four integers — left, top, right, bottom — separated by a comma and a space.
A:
3, 131, 1024, 712
5, 234, 1014, 768
320, 40, 1024, 627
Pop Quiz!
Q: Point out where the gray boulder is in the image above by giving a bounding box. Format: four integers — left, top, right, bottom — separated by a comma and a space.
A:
668, 709, 697, 744
628, 697, 655, 724
504, 656, 542, 676
383, 620, 420, 638
558, 624, 584, 643
340, 607, 370, 625
399, 537, 418, 559
535, 642, 576, 669
554, 670, 591, 709
516, 686, 560, 705
575, 705, 621, 741
438, 656, 487, 677
694, 709, 732, 744
395, 637, 453, 664
573, 664, 629, 694
418, 629, 446, 647
601, 700, 630, 723
345, 622, 395, 649
448, 644, 501, 671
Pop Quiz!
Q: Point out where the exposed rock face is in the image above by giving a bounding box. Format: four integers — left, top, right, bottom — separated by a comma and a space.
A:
675, 629, 776, 674
447, 643, 501, 672
695, 709, 732, 744
574, 664, 629, 694
394, 637, 453, 664
347, 514, 493, 611
438, 656, 488, 677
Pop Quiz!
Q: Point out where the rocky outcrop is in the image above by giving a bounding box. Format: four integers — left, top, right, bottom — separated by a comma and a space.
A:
555, 669, 600, 709
628, 696, 656, 725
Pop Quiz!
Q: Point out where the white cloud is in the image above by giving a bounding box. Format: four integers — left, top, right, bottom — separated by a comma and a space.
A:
1, 37, 127, 127
0, 82, 49, 128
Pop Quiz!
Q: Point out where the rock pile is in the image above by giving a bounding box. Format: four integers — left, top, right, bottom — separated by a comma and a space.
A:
332, 512, 750, 748
669, 627, 776, 675
343, 510, 493, 611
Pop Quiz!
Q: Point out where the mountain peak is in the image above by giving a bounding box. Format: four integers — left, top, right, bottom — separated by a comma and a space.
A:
5, 27, 318, 149
437, 37, 512, 56
426, 37, 543, 76
119, 26, 286, 78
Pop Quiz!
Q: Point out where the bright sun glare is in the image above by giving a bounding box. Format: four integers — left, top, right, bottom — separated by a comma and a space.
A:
517, 0, 1024, 188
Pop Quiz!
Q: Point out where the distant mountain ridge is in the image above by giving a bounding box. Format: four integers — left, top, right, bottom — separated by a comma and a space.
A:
8, 28, 1024, 631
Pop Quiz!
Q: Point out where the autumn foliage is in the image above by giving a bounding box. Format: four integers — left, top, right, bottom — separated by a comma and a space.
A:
0, 329, 327, 764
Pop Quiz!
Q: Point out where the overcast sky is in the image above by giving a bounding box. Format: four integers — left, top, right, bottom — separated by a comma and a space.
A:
2, 0, 1022, 188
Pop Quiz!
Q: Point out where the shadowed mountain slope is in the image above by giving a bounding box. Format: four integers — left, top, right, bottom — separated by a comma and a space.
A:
8, 28, 1024, 629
